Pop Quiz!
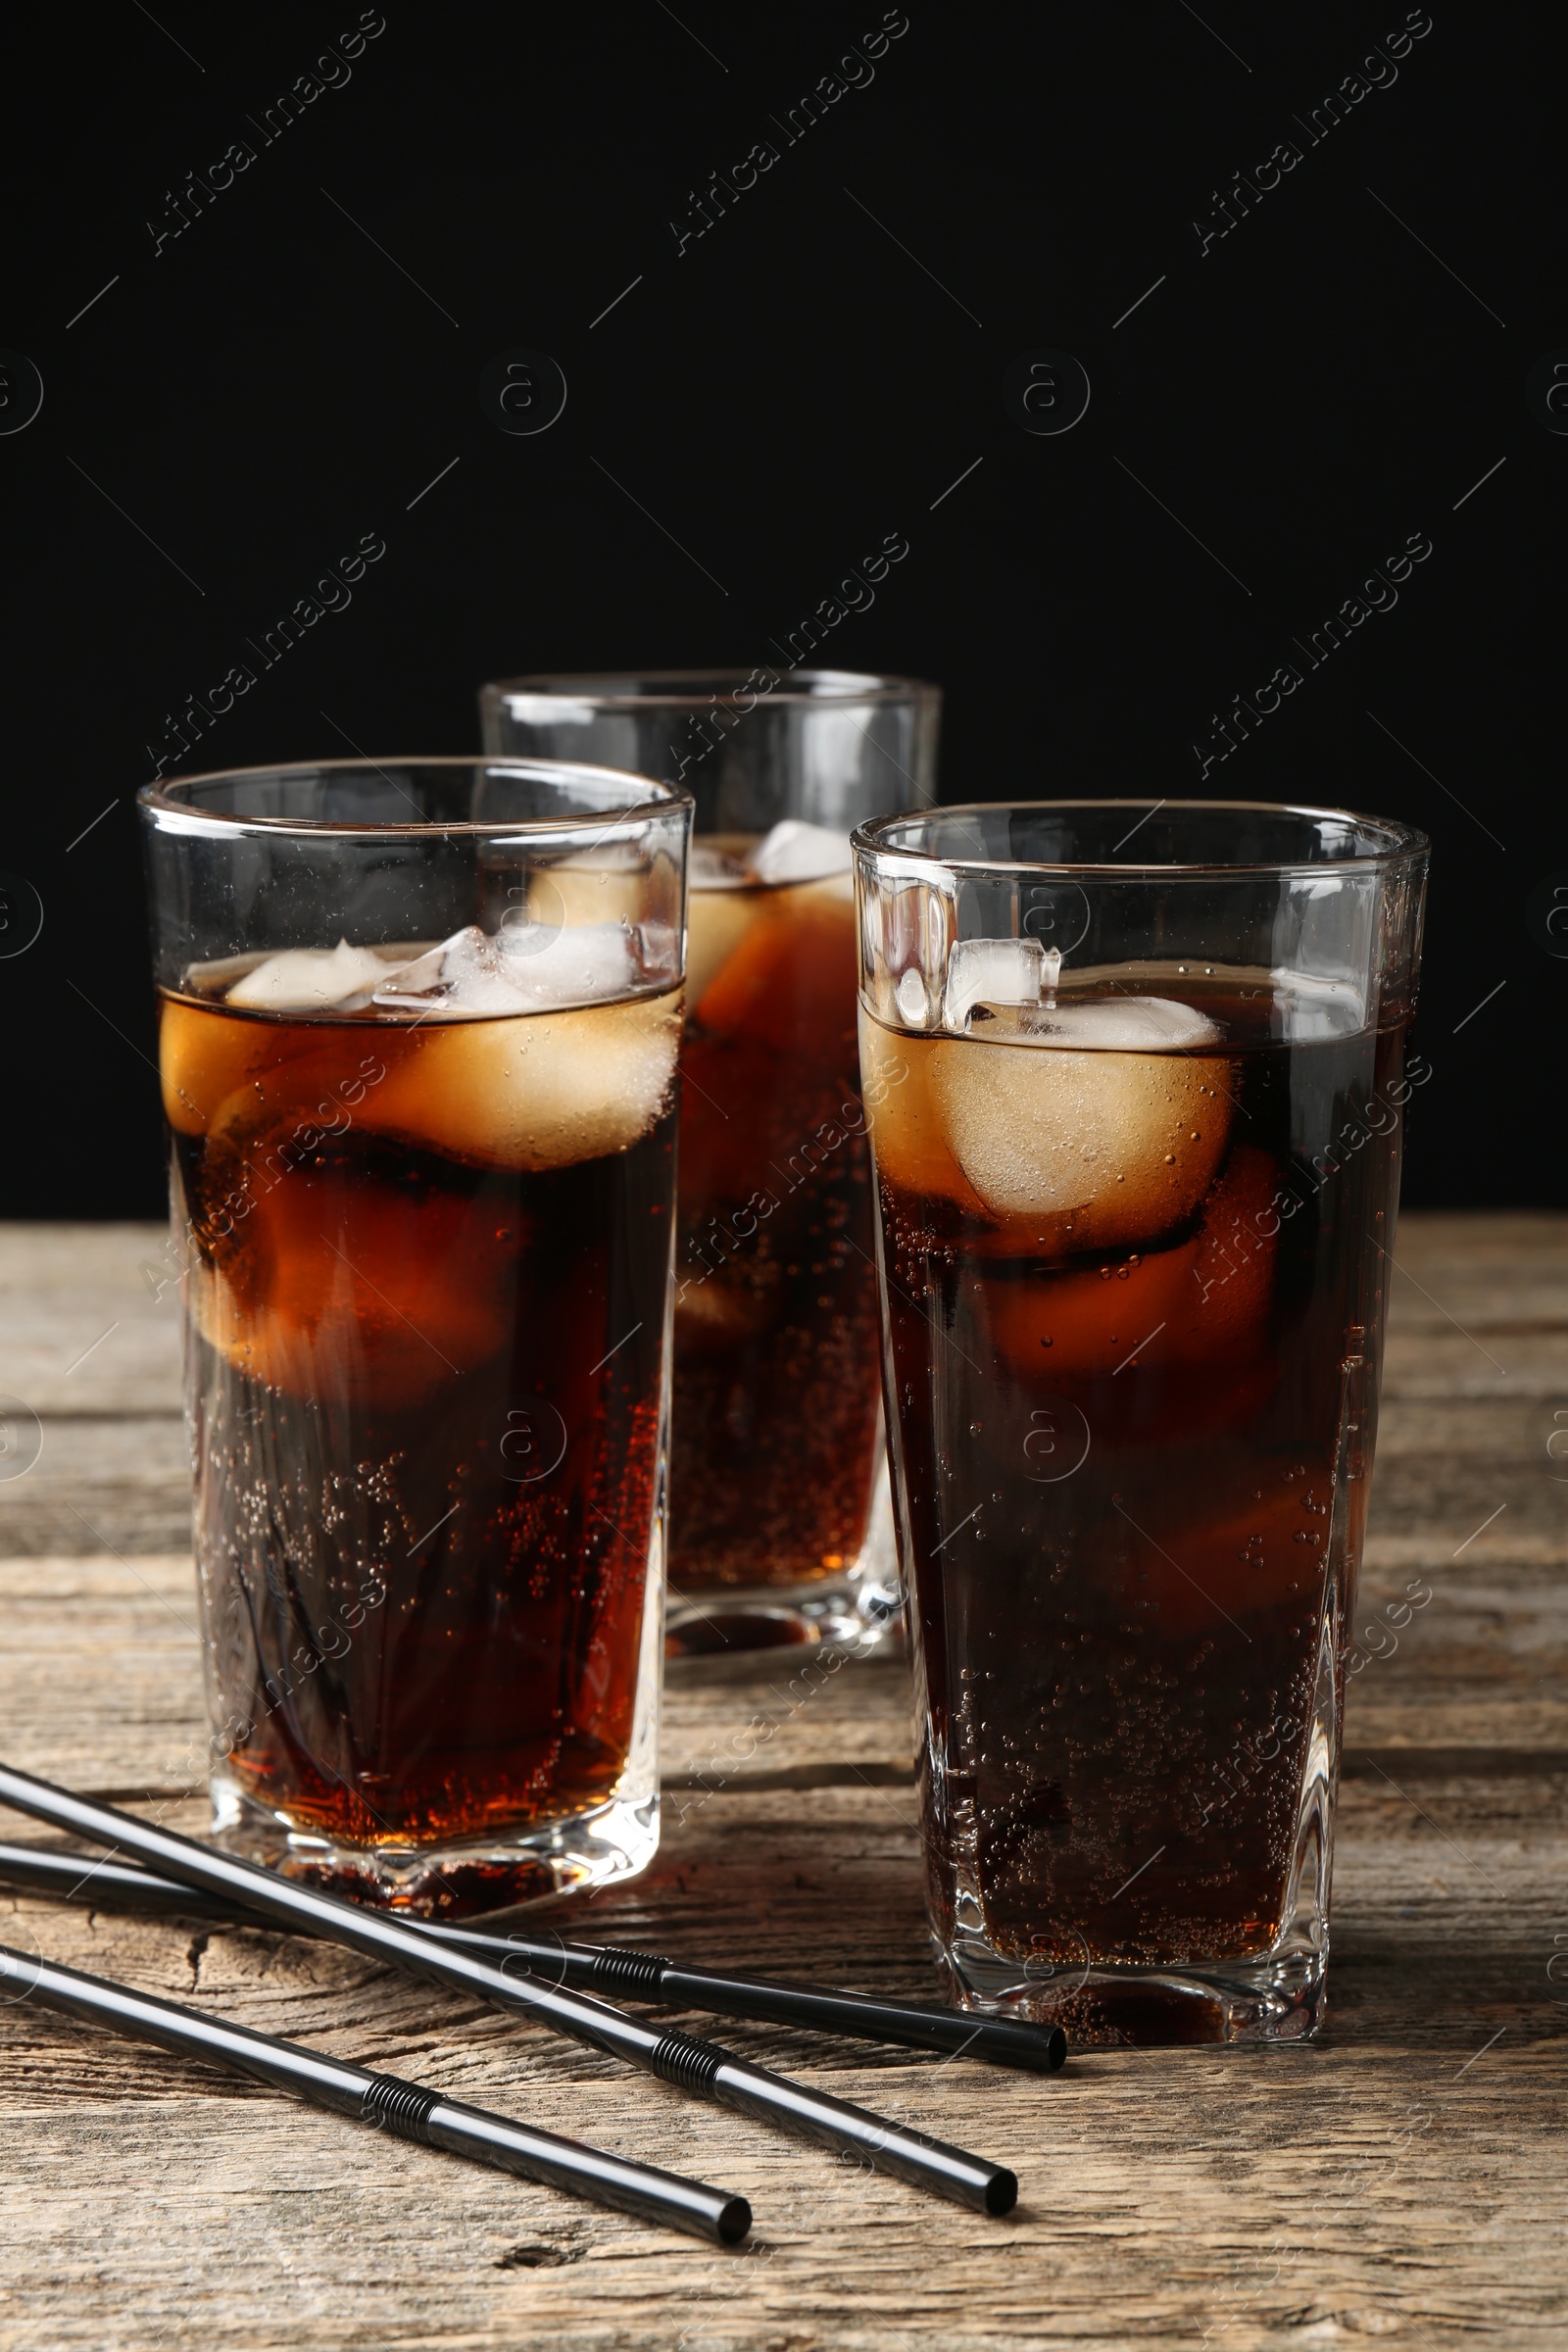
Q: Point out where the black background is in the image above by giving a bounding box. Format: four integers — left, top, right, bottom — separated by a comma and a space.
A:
2, 1, 1562, 1216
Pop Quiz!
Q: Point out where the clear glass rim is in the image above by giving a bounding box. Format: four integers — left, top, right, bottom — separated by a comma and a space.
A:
853, 798, 1431, 877
137, 755, 693, 838
481, 666, 940, 710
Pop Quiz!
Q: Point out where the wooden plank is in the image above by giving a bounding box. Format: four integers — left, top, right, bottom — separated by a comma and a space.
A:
0, 1419, 193, 1556
1389, 1207, 1568, 1274
0, 1225, 175, 1287
0, 1221, 183, 1415
1382, 1331, 1566, 1399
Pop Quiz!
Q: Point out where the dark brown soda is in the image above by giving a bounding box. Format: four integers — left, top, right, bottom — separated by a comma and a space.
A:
160, 984, 678, 1910
864, 979, 1410, 1973
671, 858, 883, 1588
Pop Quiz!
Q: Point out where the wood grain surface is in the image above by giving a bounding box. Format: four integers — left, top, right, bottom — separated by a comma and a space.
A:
1, 1216, 1565, 2350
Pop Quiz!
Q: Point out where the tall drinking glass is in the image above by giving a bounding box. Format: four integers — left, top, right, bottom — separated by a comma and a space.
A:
139, 759, 691, 1914
481, 671, 941, 1653
855, 802, 1428, 2041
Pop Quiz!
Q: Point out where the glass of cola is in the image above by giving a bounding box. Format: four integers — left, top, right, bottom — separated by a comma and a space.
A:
481, 670, 941, 1655
854, 800, 1428, 2042
139, 758, 691, 1915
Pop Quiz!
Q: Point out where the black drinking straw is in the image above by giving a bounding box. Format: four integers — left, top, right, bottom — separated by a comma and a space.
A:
0, 1840, 1066, 2075
0, 1937, 749, 2243
0, 1765, 1017, 2216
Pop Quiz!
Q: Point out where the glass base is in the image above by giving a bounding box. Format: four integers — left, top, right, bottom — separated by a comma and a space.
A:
208, 1772, 660, 1920
935, 1930, 1326, 2046
665, 1574, 903, 1662
667, 1456, 903, 1658
920, 1535, 1344, 2048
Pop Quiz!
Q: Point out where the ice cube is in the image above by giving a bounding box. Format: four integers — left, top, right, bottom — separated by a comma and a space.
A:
858, 1004, 985, 1211
370, 942, 448, 1001
897, 967, 932, 1027
370, 928, 518, 1015
928, 1003, 1236, 1250
988, 1146, 1277, 1384
187, 1161, 515, 1405
747, 819, 853, 885
1269, 969, 1366, 1040
183, 950, 276, 995
159, 994, 272, 1135
504, 919, 638, 1006
944, 937, 1045, 1031
354, 987, 683, 1172
690, 842, 752, 889
685, 883, 766, 1008
533, 863, 645, 931
634, 918, 682, 992
674, 1271, 777, 1349
990, 997, 1222, 1051
224, 940, 395, 1013
371, 923, 638, 1017
688, 879, 857, 1055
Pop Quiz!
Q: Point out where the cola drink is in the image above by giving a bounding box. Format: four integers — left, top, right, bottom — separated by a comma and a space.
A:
476, 671, 945, 1642
671, 829, 884, 1592
863, 957, 1416, 2028
161, 925, 680, 1912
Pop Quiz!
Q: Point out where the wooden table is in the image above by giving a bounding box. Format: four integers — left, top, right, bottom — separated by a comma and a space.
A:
1, 1215, 1564, 2349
